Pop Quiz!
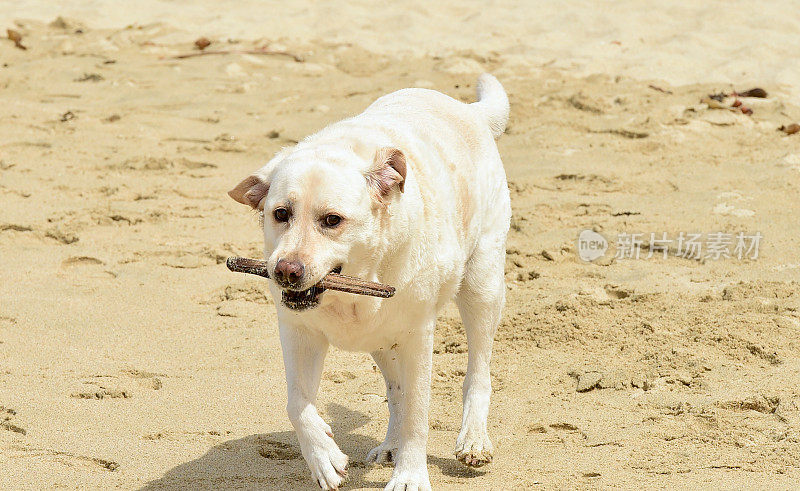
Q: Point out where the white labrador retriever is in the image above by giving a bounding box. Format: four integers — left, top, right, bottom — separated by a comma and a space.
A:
228, 74, 510, 490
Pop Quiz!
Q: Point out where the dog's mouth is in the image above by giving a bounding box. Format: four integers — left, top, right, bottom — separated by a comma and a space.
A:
281, 286, 324, 311
281, 265, 342, 311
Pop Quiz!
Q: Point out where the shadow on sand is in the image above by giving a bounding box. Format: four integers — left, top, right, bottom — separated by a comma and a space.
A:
141, 403, 484, 490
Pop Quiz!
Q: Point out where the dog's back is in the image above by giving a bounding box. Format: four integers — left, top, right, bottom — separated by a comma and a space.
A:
369, 74, 511, 266
310, 74, 511, 262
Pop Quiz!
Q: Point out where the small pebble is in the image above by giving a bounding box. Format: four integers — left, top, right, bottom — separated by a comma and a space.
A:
194, 37, 211, 50
779, 123, 799, 135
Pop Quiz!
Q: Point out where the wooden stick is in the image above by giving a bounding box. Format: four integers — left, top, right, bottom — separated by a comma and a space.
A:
169, 49, 304, 62
226, 257, 395, 298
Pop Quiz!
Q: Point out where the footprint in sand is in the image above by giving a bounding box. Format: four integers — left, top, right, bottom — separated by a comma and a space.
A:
46, 227, 80, 244
552, 173, 619, 193
122, 369, 165, 390
603, 285, 632, 299
60, 256, 116, 280
142, 429, 232, 442
61, 256, 104, 267
1, 406, 26, 435
201, 282, 271, 305
70, 389, 130, 400
257, 438, 301, 460
9, 445, 118, 471
70, 375, 134, 399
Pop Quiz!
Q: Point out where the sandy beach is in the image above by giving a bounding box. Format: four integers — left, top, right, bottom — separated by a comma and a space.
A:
1, 2, 799, 489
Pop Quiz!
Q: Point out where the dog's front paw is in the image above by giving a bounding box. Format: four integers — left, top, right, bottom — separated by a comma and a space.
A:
305, 440, 349, 490
366, 439, 399, 464
454, 427, 493, 467
384, 468, 431, 491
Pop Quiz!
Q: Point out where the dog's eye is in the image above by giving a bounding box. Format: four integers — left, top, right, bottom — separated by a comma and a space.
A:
323, 214, 342, 228
274, 208, 290, 222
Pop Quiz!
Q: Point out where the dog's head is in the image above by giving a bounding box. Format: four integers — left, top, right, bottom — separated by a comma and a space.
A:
228, 145, 406, 311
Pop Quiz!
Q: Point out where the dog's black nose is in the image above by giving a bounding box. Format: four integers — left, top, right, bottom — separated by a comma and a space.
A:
274, 259, 305, 286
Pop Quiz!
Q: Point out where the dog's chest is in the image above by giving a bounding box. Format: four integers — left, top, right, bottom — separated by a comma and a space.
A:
320, 297, 363, 326
304, 296, 397, 351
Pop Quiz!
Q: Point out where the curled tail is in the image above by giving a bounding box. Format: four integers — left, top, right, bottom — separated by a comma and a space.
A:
471, 73, 509, 138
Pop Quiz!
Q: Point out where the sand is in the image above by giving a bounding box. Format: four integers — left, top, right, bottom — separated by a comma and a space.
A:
1, 3, 799, 489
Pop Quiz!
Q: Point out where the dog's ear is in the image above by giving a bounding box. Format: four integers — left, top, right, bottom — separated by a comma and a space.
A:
228, 174, 269, 210
366, 147, 406, 203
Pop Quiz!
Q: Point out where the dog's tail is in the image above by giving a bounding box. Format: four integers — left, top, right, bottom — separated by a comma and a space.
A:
471, 73, 509, 138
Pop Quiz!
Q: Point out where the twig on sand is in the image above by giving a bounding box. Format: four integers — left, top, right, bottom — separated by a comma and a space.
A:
733, 88, 767, 98
168, 48, 304, 62
226, 257, 395, 298
647, 84, 673, 94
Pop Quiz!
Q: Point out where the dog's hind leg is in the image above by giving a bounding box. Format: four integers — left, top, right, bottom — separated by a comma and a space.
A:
366, 349, 401, 464
453, 233, 506, 467
384, 318, 434, 491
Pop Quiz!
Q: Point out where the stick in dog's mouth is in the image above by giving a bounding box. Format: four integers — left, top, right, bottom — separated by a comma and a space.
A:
225, 257, 395, 310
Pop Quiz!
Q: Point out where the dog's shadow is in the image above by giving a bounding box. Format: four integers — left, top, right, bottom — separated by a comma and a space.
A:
140, 403, 483, 490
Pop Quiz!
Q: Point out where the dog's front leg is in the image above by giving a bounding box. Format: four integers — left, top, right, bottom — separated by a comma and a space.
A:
385, 318, 434, 491
279, 322, 348, 490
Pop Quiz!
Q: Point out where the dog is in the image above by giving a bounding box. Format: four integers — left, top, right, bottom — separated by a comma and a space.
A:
228, 73, 510, 490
